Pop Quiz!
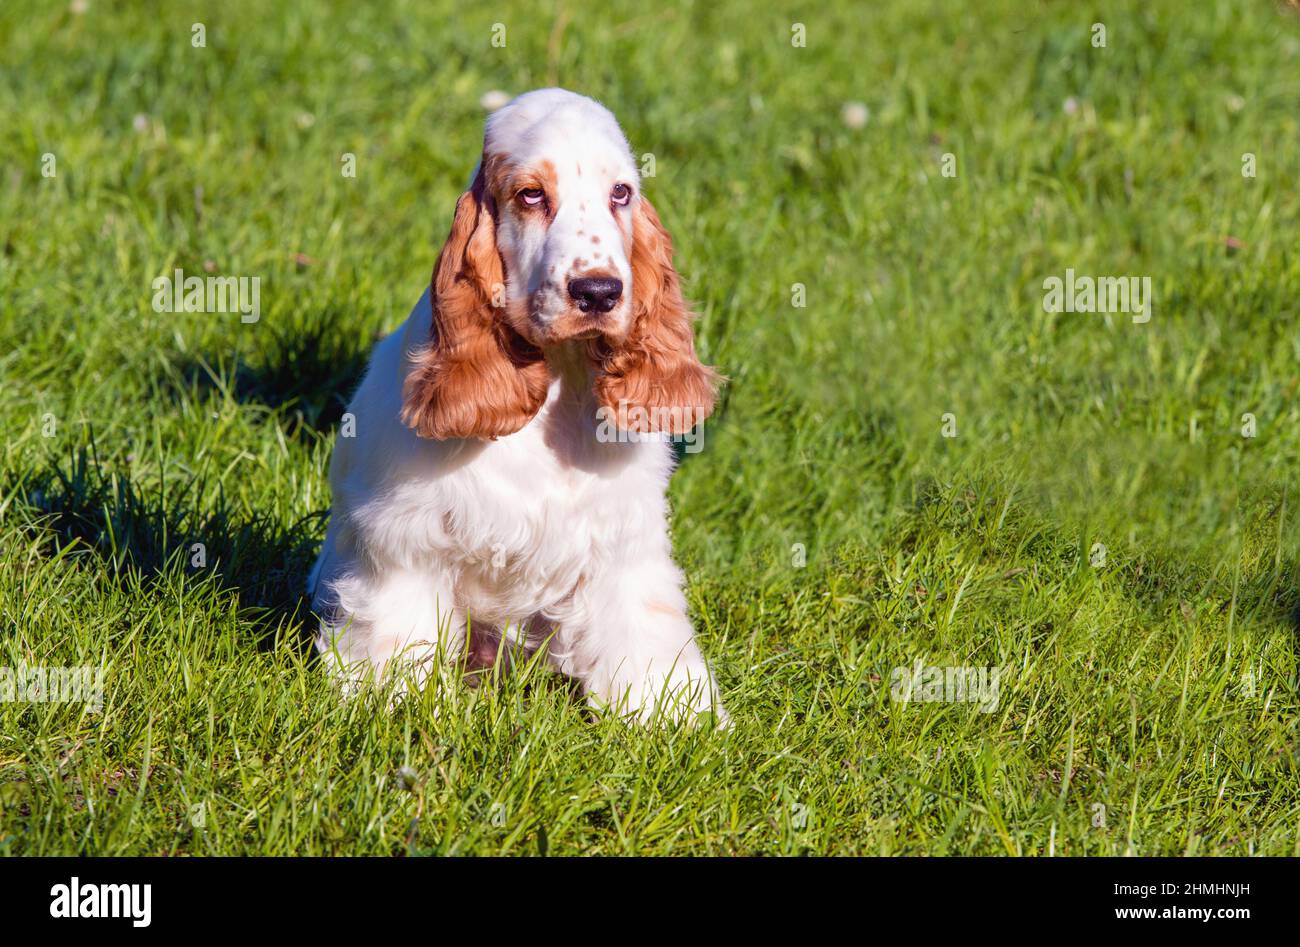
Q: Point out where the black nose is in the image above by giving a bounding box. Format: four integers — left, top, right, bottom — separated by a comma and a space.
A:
568, 277, 623, 314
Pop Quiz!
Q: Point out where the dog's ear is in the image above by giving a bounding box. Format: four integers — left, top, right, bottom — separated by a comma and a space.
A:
592, 196, 719, 434
402, 166, 548, 440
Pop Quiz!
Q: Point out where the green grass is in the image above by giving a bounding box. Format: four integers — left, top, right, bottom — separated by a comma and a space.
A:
2, 0, 1299, 855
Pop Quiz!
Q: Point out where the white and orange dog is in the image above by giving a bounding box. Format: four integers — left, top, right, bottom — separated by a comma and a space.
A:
309, 89, 726, 724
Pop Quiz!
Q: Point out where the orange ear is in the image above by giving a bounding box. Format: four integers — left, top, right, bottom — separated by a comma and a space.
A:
593, 196, 719, 434
402, 167, 548, 440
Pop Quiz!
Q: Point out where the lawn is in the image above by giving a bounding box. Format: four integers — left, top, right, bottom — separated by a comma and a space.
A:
1, 0, 1298, 855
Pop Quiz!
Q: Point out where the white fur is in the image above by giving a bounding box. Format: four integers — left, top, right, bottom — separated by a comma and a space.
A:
308, 90, 725, 725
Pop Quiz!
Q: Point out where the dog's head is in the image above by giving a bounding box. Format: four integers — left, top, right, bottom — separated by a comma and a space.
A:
402, 88, 718, 441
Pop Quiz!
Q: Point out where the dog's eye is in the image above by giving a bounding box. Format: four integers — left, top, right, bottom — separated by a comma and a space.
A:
611, 183, 631, 206
519, 188, 545, 206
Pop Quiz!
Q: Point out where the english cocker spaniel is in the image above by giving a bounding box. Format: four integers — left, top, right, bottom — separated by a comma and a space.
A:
309, 89, 726, 724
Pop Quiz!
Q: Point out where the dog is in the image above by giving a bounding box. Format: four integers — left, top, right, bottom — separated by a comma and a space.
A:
308, 89, 727, 725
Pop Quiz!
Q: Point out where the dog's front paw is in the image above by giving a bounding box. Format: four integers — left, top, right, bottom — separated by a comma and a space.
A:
591, 666, 729, 728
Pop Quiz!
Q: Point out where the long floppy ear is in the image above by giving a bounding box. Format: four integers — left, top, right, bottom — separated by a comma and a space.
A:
401, 166, 548, 440
593, 196, 720, 434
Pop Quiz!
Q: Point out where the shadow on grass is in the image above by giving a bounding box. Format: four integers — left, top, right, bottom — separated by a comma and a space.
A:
1284, 566, 1300, 640
173, 305, 372, 437
1230, 558, 1300, 666
11, 442, 322, 656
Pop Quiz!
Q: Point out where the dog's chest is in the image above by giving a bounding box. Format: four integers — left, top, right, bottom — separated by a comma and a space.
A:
441, 426, 665, 619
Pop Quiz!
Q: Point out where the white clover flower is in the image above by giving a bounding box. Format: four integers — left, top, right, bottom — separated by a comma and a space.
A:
841, 101, 869, 129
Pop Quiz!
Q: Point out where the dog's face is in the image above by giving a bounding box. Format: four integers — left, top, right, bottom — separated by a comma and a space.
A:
402, 89, 718, 442
484, 102, 639, 347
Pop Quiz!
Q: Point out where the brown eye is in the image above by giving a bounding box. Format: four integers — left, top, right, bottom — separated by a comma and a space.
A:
611, 183, 631, 206
519, 188, 545, 206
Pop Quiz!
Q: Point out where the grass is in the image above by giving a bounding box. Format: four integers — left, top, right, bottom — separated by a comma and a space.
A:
1, 0, 1299, 855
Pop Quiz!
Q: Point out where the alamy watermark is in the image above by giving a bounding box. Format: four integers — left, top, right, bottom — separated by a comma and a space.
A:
1042, 269, 1151, 324
50, 877, 150, 927
1, 663, 104, 711
890, 660, 1001, 713
152, 267, 260, 323
595, 401, 707, 453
